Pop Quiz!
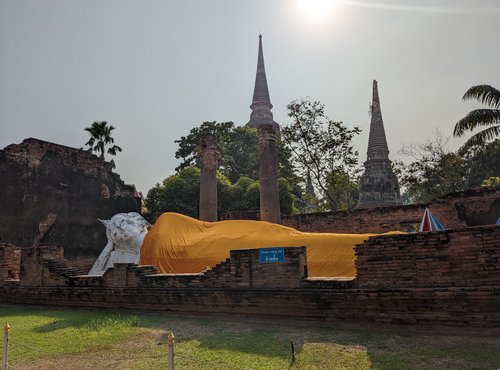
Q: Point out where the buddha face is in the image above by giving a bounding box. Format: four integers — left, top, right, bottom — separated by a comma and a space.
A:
100, 212, 151, 252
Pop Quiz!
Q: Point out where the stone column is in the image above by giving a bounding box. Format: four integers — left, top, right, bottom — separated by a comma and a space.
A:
199, 134, 218, 222
258, 124, 280, 223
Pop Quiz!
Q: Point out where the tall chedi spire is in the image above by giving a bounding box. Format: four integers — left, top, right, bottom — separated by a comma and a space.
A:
247, 35, 279, 132
247, 35, 280, 223
357, 80, 402, 208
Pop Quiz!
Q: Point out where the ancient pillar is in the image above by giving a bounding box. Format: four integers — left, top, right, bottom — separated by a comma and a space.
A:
258, 124, 280, 223
199, 134, 218, 221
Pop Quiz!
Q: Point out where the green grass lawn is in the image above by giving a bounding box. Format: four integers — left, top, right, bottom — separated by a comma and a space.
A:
1, 305, 499, 369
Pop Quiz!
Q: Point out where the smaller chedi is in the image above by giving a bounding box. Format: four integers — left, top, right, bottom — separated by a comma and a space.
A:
358, 80, 402, 208
89, 212, 150, 275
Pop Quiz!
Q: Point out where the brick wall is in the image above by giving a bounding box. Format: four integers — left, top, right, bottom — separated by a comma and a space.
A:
0, 138, 141, 259
73, 247, 308, 290
2, 225, 499, 327
19, 246, 77, 287
219, 210, 260, 221
0, 285, 497, 327
430, 187, 500, 227
16, 245, 308, 290
281, 186, 500, 233
355, 225, 500, 289
0, 243, 21, 284
66, 258, 96, 274
282, 204, 425, 233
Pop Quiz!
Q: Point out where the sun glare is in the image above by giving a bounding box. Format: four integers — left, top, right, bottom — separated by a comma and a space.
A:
297, 0, 336, 19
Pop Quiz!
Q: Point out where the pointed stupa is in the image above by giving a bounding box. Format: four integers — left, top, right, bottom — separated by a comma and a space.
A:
367, 80, 389, 160
305, 171, 315, 197
303, 171, 318, 213
357, 80, 402, 209
247, 35, 279, 131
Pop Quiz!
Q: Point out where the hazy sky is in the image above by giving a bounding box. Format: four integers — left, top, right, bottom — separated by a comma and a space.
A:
1, 0, 499, 193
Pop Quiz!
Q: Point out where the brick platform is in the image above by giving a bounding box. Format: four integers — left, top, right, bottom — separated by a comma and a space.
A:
1, 225, 499, 327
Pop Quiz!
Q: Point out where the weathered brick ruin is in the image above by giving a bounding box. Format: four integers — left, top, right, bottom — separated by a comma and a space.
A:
356, 226, 500, 289
199, 134, 218, 222
1, 224, 498, 327
0, 137, 498, 327
0, 243, 21, 283
0, 138, 141, 261
282, 186, 500, 233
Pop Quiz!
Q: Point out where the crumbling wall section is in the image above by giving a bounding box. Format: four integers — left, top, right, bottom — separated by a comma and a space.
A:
0, 138, 141, 259
18, 246, 85, 287
0, 243, 21, 284
282, 186, 500, 233
355, 225, 500, 288
69, 247, 308, 289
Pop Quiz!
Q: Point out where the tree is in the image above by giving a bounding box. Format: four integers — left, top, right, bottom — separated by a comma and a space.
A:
466, 140, 500, 187
278, 178, 300, 215
175, 122, 256, 182
454, 85, 500, 149
395, 131, 466, 203
145, 167, 202, 217
282, 99, 361, 211
175, 121, 297, 184
174, 121, 304, 208
84, 121, 122, 160
324, 170, 360, 211
396, 130, 500, 203
145, 167, 300, 218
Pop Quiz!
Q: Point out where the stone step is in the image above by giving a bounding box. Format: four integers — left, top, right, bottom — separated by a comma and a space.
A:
42, 257, 84, 277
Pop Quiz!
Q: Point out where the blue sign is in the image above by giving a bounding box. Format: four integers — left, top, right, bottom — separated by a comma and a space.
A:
259, 247, 285, 264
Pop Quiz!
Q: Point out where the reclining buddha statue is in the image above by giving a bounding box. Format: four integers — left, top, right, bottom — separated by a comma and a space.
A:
91, 212, 391, 278
88, 212, 151, 275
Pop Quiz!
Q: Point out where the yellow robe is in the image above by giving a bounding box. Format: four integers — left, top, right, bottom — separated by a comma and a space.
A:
140, 212, 378, 277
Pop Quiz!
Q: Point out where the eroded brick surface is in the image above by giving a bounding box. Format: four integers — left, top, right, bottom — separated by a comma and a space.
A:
282, 186, 500, 233
0, 138, 141, 259
2, 225, 499, 327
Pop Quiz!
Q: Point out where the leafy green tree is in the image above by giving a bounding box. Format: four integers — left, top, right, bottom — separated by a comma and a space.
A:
226, 176, 259, 211
175, 121, 298, 185
175, 122, 258, 182
240, 181, 260, 212
175, 122, 259, 182
282, 99, 361, 211
84, 121, 122, 160
145, 168, 299, 218
174, 121, 304, 211
466, 140, 500, 187
145, 167, 202, 217
324, 170, 360, 211
396, 131, 500, 203
396, 153, 467, 203
454, 85, 500, 149
395, 132, 466, 203
278, 178, 300, 215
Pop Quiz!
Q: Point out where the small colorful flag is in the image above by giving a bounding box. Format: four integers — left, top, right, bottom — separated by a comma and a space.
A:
419, 208, 445, 232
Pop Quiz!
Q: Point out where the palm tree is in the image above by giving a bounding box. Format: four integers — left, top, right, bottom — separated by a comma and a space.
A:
454, 85, 500, 149
84, 121, 123, 160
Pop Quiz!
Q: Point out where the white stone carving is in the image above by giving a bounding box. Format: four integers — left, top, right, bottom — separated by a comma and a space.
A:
88, 212, 151, 276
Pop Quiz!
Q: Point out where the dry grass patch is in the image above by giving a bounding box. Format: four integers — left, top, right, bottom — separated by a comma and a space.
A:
2, 306, 499, 370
